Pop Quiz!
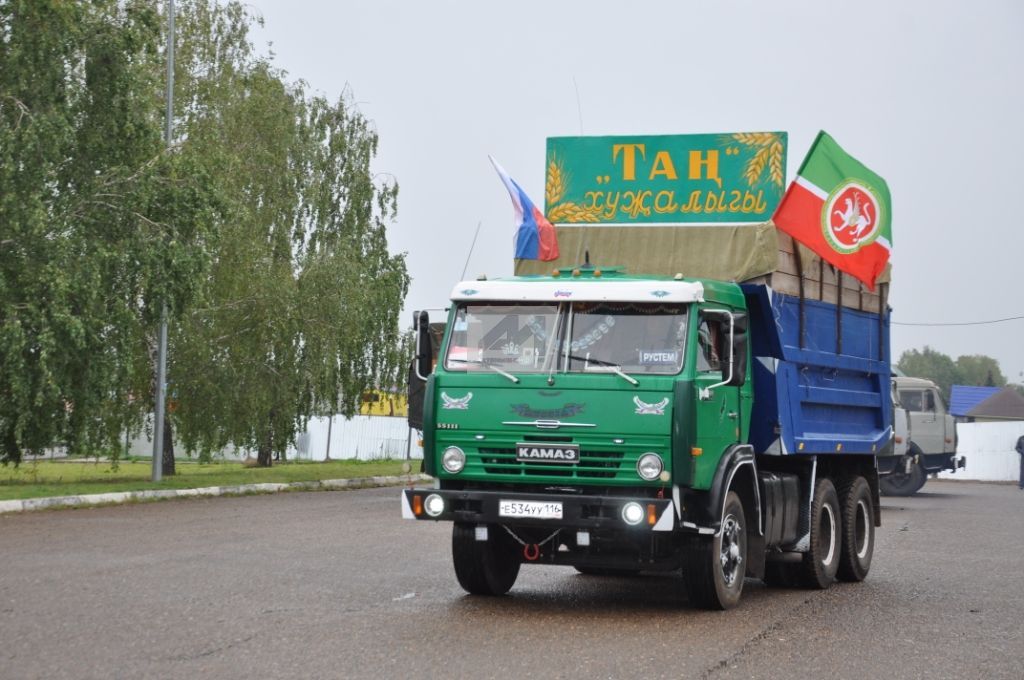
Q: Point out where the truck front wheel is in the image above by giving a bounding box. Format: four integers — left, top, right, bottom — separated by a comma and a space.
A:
452, 523, 520, 596
837, 476, 874, 582
879, 445, 927, 496
799, 478, 841, 589
683, 491, 747, 610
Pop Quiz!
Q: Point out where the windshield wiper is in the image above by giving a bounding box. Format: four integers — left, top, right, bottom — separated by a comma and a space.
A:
567, 354, 639, 386
448, 358, 520, 384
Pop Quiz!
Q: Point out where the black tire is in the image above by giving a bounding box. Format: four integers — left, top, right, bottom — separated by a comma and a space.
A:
683, 491, 747, 610
879, 446, 927, 496
837, 476, 875, 582
452, 523, 520, 596
799, 477, 841, 589
574, 566, 640, 577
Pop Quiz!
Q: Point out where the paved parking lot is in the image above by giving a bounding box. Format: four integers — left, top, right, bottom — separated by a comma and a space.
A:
2, 480, 1022, 678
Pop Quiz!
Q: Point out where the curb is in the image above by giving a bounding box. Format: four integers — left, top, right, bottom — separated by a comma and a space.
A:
0, 474, 432, 515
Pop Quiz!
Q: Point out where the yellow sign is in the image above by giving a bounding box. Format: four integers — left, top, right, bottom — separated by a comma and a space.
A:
360, 390, 408, 417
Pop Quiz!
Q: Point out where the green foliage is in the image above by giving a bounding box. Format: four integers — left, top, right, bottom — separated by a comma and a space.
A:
954, 355, 1005, 390
1, 0, 220, 464
0, 1, 409, 466
165, 2, 409, 466
896, 346, 1007, 401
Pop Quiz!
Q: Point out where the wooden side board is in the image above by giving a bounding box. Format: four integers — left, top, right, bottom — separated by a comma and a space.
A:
753, 233, 889, 314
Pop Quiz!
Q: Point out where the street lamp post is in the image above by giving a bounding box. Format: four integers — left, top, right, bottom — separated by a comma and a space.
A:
152, 0, 174, 482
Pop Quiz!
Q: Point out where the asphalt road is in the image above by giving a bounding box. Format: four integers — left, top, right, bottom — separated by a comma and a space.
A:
2, 480, 1022, 679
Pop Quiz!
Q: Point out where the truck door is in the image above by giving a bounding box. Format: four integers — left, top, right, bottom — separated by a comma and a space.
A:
934, 389, 955, 453
904, 388, 941, 454
694, 310, 741, 461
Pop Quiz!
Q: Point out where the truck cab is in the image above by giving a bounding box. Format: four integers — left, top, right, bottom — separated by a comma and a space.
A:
878, 376, 961, 495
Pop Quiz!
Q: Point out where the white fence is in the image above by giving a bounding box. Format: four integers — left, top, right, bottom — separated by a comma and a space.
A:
940, 421, 1024, 482
295, 415, 421, 461
117, 414, 421, 461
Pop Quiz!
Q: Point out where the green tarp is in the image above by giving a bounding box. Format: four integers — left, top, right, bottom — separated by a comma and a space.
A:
514, 222, 779, 282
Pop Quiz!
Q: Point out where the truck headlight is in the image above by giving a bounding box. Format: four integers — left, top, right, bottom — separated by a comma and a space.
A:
424, 493, 445, 517
636, 452, 664, 481
622, 502, 644, 526
441, 446, 466, 473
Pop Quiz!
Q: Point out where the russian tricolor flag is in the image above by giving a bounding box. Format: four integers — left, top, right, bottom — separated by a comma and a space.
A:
489, 156, 559, 261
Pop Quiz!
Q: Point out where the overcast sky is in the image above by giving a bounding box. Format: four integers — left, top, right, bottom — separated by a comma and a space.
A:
249, 0, 1023, 384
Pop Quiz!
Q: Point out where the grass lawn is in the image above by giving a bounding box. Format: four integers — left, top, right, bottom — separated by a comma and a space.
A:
0, 458, 415, 501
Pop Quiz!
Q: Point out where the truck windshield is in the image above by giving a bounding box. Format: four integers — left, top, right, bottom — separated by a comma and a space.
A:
444, 301, 687, 376
566, 302, 687, 375
444, 303, 562, 374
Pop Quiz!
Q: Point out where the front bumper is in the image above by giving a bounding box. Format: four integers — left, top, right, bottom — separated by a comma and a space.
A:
400, 488, 676, 532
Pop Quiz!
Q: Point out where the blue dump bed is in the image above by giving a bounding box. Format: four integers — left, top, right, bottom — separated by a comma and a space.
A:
741, 284, 892, 456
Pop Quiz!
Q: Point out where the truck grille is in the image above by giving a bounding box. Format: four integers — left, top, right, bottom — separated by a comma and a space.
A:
477, 447, 623, 479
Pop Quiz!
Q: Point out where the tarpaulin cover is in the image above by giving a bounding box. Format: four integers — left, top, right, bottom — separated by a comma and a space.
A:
514, 222, 779, 282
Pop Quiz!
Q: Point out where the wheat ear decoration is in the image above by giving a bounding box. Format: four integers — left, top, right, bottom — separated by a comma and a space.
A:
546, 158, 567, 206
744, 146, 771, 187
768, 141, 784, 187
732, 132, 776, 148
548, 202, 602, 223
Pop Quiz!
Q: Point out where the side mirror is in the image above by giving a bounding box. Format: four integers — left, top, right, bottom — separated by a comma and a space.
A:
727, 313, 748, 387
414, 310, 433, 381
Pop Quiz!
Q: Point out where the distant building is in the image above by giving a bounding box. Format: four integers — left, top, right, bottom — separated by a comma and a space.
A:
950, 385, 1024, 422
942, 386, 1024, 482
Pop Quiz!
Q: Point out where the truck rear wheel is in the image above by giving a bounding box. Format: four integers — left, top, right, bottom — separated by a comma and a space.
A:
837, 476, 874, 582
799, 478, 840, 589
452, 523, 520, 596
683, 491, 747, 610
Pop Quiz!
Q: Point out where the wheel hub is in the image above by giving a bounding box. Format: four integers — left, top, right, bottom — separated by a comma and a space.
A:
719, 515, 743, 586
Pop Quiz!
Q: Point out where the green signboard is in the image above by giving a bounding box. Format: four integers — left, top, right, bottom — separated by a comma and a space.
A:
544, 132, 787, 225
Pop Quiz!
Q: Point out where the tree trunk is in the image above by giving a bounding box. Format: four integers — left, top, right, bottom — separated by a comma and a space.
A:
257, 424, 273, 467
257, 443, 272, 467
257, 409, 276, 467
2, 425, 20, 465
162, 418, 176, 475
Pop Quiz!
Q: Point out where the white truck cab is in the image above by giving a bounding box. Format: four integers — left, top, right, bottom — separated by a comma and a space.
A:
879, 376, 962, 495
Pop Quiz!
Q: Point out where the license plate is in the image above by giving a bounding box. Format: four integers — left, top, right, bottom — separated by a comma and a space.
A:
499, 500, 563, 520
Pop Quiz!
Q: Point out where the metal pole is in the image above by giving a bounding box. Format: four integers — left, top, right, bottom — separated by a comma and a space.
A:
325, 412, 333, 461
460, 221, 482, 281
152, 305, 168, 481
152, 0, 175, 482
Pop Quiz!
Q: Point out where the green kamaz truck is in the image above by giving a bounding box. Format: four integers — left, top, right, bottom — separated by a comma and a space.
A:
401, 255, 890, 609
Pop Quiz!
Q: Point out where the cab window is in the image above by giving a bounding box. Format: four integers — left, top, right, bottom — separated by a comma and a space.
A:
566, 302, 687, 375
696, 315, 726, 373
444, 303, 561, 374
899, 390, 923, 411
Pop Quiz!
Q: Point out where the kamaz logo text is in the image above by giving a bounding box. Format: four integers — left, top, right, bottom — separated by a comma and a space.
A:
516, 443, 580, 464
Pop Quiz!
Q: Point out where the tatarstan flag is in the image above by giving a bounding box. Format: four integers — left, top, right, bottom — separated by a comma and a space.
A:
773, 131, 892, 290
